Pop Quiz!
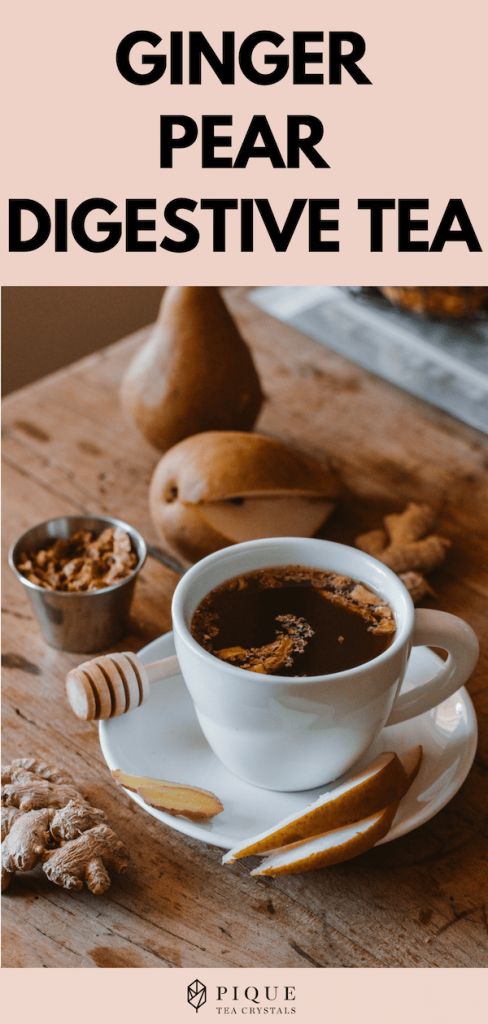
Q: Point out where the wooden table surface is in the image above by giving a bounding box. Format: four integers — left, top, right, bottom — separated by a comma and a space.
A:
2, 288, 488, 968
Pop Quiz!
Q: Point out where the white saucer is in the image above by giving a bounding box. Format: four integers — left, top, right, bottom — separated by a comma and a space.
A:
99, 632, 477, 850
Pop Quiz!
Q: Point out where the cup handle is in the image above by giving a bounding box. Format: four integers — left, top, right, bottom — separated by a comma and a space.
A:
386, 609, 479, 726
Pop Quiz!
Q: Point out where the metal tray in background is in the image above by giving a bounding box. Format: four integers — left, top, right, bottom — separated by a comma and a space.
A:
251, 287, 488, 435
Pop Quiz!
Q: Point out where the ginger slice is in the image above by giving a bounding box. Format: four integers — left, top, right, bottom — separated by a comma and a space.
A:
215, 645, 249, 662
250, 746, 423, 877
111, 770, 223, 821
249, 636, 294, 674
224, 748, 421, 864
215, 613, 314, 674
356, 503, 450, 603
216, 635, 294, 674
319, 584, 395, 636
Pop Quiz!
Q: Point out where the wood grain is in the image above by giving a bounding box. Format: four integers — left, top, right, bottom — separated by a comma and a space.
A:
2, 287, 488, 968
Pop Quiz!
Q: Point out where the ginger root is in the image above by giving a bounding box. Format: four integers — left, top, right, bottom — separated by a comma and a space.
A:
1, 758, 128, 894
356, 503, 451, 603
50, 799, 106, 843
43, 824, 128, 894
1, 758, 74, 786
2, 778, 82, 812
1, 807, 23, 841
2, 808, 52, 891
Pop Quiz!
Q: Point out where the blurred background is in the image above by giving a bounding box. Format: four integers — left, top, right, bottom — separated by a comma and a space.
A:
3, 285, 488, 434
2, 287, 162, 394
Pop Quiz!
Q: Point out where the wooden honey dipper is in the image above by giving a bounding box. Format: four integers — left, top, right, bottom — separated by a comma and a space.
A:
66, 651, 180, 721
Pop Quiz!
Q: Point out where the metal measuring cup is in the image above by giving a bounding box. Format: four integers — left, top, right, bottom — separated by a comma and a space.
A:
8, 514, 147, 652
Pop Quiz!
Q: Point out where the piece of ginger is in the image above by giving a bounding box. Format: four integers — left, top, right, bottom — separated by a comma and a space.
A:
2, 809, 52, 891
216, 635, 294, 674
215, 614, 314, 674
1, 757, 81, 813
1, 758, 128, 895
1, 758, 74, 786
1, 778, 82, 812
356, 503, 450, 603
43, 824, 128, 894
50, 799, 105, 843
1, 807, 22, 841
111, 770, 223, 821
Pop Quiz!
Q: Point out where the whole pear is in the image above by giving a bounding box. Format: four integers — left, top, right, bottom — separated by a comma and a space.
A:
120, 287, 263, 451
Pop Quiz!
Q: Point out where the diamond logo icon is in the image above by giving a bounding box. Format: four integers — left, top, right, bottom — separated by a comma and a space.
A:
187, 979, 207, 1012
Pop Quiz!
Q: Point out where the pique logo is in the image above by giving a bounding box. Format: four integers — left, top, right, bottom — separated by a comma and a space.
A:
187, 979, 207, 1012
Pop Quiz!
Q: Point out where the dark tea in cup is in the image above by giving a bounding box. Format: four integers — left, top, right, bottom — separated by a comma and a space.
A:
190, 564, 396, 677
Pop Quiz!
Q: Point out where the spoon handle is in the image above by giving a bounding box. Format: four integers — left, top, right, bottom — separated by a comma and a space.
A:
145, 654, 180, 684
146, 543, 185, 576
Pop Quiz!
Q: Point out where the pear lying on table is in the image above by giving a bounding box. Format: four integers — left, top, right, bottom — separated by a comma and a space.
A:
120, 287, 263, 451
149, 430, 341, 563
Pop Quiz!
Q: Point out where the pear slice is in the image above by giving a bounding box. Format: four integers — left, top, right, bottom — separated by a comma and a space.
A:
149, 431, 341, 563
247, 746, 422, 876
121, 287, 263, 451
150, 498, 335, 565
250, 805, 397, 877
111, 770, 223, 821
397, 744, 423, 785
223, 751, 409, 864
199, 496, 335, 543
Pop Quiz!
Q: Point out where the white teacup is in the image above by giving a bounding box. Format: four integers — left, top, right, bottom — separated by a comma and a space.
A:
172, 537, 478, 791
